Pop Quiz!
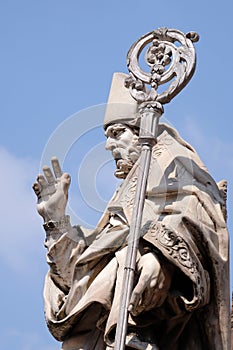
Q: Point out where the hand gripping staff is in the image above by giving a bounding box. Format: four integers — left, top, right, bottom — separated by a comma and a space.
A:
114, 27, 199, 350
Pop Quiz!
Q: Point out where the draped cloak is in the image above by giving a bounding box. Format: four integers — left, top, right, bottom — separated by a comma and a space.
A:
43, 124, 230, 349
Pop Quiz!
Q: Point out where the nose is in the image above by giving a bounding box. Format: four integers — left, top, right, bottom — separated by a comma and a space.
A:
105, 137, 116, 151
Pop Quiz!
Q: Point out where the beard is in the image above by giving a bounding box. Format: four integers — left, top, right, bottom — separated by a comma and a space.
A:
113, 142, 141, 179
114, 158, 134, 179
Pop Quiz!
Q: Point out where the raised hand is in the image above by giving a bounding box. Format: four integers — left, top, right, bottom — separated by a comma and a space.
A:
32, 157, 71, 222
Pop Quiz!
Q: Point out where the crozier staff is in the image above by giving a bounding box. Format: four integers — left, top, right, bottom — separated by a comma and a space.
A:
33, 28, 230, 350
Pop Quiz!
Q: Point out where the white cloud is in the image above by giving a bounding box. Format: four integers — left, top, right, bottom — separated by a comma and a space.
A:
0, 147, 43, 273
0, 148, 58, 349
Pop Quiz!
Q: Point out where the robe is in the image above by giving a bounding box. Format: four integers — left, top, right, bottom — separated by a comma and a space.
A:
43, 124, 230, 349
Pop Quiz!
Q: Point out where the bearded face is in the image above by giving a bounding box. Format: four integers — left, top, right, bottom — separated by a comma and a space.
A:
105, 123, 141, 179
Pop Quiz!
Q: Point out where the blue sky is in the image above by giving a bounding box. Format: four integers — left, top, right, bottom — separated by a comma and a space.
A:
0, 1, 232, 349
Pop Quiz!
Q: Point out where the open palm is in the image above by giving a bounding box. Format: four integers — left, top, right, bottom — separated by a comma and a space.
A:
32, 157, 70, 222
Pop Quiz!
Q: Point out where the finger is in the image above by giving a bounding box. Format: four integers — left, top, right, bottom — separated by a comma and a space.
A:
51, 157, 63, 178
32, 182, 42, 197
37, 174, 48, 189
128, 291, 141, 314
43, 165, 55, 184
129, 274, 147, 314
61, 173, 71, 195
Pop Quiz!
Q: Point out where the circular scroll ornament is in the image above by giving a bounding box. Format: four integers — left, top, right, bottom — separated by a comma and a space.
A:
125, 27, 199, 105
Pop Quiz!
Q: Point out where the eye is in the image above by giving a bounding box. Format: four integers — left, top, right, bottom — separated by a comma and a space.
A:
112, 128, 125, 138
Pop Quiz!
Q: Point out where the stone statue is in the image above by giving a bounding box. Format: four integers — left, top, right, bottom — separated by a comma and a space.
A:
33, 28, 230, 349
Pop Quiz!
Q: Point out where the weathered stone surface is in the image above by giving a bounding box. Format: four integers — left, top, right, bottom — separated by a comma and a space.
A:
33, 27, 231, 349
33, 123, 230, 348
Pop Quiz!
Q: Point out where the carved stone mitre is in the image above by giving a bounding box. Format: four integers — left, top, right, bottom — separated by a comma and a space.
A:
104, 72, 139, 129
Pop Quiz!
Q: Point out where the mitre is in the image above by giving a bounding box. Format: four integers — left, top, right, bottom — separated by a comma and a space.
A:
104, 72, 139, 128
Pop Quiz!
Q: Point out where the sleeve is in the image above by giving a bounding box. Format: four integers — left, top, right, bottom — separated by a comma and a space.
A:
43, 215, 88, 293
